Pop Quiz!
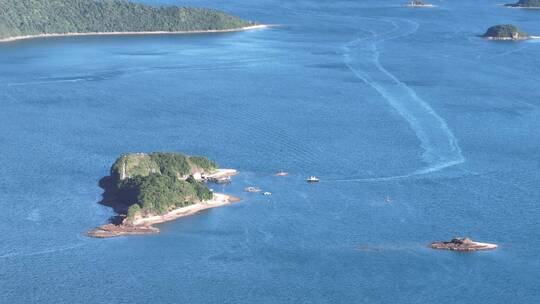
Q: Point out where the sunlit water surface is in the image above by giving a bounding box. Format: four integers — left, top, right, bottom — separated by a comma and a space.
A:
1, 0, 539, 303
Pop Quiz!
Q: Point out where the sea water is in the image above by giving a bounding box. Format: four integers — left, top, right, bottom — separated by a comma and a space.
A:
1, 0, 539, 303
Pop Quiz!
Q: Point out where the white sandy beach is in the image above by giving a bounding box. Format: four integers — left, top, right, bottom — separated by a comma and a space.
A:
0, 24, 269, 43
132, 193, 241, 227
203, 168, 239, 179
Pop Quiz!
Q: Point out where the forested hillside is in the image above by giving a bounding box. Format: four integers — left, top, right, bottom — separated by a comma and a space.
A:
0, 0, 254, 39
110, 153, 217, 217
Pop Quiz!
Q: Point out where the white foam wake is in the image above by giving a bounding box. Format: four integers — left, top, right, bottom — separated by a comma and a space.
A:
337, 18, 465, 182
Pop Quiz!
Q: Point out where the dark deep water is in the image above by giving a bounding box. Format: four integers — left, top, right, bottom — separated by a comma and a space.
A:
1, 0, 539, 303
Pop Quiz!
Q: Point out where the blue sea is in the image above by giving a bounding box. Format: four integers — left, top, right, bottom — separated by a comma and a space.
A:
1, 0, 539, 303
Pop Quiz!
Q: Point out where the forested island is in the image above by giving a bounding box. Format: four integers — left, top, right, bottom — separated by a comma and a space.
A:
505, 0, 540, 8
0, 0, 262, 42
88, 152, 239, 238
482, 24, 530, 40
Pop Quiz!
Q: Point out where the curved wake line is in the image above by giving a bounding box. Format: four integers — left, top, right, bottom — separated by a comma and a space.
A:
338, 18, 465, 182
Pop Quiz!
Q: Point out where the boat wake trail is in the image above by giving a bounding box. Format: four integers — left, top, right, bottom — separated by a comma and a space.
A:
336, 18, 465, 182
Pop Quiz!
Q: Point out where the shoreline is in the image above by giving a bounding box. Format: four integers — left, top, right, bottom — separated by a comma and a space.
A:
503, 4, 540, 9
133, 193, 241, 227
483, 36, 537, 41
87, 193, 241, 238
0, 24, 269, 43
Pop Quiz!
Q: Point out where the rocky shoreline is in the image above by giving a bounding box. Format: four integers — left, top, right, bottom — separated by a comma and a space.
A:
87, 193, 241, 238
87, 224, 159, 238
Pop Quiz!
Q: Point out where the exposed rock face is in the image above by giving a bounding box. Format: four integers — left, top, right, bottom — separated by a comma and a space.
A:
430, 238, 498, 251
87, 224, 159, 238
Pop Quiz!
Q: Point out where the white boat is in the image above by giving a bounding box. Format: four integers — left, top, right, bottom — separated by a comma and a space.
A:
276, 170, 289, 176
263, 192, 272, 196
245, 187, 262, 193
307, 176, 320, 183
406, 1, 434, 7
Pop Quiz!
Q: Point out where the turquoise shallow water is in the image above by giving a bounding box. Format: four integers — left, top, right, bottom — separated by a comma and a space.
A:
1, 0, 539, 303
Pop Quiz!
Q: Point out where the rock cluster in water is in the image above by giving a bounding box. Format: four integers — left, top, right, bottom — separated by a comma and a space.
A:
430, 238, 498, 251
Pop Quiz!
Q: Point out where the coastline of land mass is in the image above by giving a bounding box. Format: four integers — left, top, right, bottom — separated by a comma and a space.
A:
0, 25, 269, 43
87, 152, 240, 238
0, 0, 265, 43
88, 192, 241, 238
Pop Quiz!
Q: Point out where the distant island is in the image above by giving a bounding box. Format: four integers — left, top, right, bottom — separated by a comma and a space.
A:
87, 152, 239, 238
505, 0, 540, 8
482, 24, 531, 40
0, 0, 264, 43
431, 237, 497, 251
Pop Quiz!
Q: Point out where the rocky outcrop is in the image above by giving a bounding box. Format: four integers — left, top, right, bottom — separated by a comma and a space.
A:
87, 224, 159, 238
430, 238, 498, 251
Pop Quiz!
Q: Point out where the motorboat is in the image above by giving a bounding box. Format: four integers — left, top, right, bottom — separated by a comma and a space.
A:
307, 176, 320, 183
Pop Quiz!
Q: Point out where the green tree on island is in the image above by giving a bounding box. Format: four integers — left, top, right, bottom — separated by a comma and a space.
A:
111, 153, 216, 217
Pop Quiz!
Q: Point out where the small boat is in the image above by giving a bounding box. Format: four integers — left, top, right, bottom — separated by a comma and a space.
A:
245, 186, 262, 193
276, 170, 289, 176
307, 176, 320, 183
263, 192, 272, 196
385, 196, 392, 203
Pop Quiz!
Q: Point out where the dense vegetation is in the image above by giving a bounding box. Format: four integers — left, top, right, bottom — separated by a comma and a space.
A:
111, 152, 217, 180
109, 153, 217, 219
482, 24, 529, 39
506, 0, 540, 7
0, 0, 254, 40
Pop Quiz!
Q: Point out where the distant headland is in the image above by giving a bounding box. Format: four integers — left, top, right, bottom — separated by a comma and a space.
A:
0, 0, 264, 43
482, 24, 531, 40
87, 152, 239, 238
505, 0, 540, 8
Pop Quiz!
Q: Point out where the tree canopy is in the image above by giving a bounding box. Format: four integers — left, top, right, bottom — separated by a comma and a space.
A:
110, 152, 217, 216
0, 0, 254, 39
482, 24, 529, 39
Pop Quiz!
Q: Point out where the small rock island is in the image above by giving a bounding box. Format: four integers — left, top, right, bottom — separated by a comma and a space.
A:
430, 238, 498, 251
87, 152, 239, 238
482, 24, 531, 40
505, 0, 540, 8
